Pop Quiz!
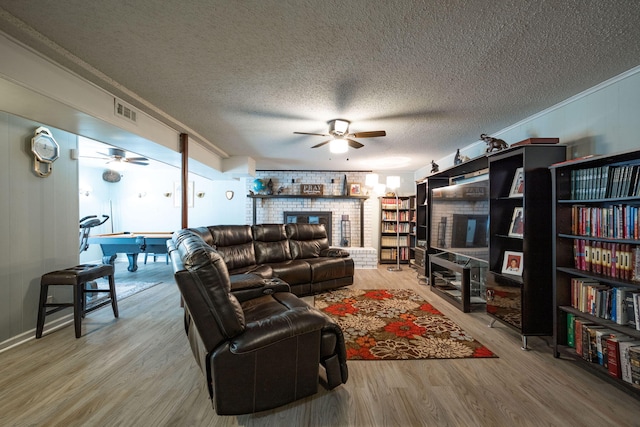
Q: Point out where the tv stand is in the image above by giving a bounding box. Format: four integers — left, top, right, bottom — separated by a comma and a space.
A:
429, 251, 487, 312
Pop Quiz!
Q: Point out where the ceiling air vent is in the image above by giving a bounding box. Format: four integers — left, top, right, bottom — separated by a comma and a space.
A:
114, 98, 138, 124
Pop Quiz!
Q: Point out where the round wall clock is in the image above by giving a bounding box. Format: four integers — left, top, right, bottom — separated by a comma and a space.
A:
31, 126, 60, 177
102, 169, 122, 182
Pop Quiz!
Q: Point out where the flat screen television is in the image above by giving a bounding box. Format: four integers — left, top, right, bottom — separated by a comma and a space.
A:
430, 178, 489, 262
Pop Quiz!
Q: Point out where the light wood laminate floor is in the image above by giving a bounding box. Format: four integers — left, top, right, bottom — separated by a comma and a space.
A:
1, 263, 639, 426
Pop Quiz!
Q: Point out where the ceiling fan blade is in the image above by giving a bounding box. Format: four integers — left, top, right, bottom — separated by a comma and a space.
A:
127, 160, 149, 166
96, 152, 113, 158
348, 131, 386, 138
311, 140, 331, 148
294, 132, 330, 137
346, 139, 364, 149
126, 157, 149, 162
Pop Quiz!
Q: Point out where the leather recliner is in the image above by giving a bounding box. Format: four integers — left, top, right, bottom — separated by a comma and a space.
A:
168, 231, 348, 415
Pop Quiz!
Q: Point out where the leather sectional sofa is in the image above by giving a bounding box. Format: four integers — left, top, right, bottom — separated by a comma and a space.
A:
186, 223, 354, 296
167, 225, 349, 414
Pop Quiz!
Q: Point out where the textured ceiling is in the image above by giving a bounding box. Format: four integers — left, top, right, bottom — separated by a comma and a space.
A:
1, 0, 640, 172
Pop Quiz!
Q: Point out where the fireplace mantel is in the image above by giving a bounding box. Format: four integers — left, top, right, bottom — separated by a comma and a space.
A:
247, 194, 369, 246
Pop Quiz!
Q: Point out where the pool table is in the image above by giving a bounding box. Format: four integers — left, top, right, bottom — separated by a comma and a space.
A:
87, 232, 173, 272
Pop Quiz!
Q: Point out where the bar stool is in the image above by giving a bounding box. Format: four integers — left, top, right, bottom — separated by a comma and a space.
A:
36, 264, 119, 338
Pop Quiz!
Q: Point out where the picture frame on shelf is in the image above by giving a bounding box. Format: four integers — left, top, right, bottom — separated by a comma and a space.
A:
348, 183, 362, 196
508, 207, 524, 238
502, 251, 524, 275
509, 167, 524, 197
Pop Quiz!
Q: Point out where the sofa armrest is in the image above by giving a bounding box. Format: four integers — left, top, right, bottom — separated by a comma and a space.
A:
230, 274, 290, 302
320, 248, 351, 258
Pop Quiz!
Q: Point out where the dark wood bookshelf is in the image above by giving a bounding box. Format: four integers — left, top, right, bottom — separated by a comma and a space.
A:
551, 147, 640, 397
487, 144, 566, 349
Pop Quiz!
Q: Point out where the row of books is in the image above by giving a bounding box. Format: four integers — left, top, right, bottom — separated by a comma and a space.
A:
570, 278, 639, 326
571, 204, 640, 239
380, 235, 410, 247
573, 239, 640, 281
380, 247, 410, 261
569, 315, 640, 386
381, 198, 413, 209
570, 163, 640, 200
381, 211, 413, 221
382, 222, 411, 233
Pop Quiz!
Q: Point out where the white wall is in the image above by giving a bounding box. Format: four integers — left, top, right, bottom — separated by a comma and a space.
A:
416, 66, 640, 179
0, 113, 79, 346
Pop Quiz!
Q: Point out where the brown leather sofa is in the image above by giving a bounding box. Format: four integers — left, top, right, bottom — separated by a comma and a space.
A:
167, 229, 348, 415
186, 223, 354, 296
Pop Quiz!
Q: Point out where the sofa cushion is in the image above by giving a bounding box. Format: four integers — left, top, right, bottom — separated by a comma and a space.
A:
305, 257, 355, 282
285, 223, 330, 259
268, 260, 312, 285
208, 225, 257, 271
252, 224, 292, 264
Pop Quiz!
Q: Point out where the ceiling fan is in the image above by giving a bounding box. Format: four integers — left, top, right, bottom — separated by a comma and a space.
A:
294, 119, 386, 152
96, 148, 149, 166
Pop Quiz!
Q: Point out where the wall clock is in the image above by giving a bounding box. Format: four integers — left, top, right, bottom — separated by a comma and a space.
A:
31, 126, 59, 177
102, 169, 121, 182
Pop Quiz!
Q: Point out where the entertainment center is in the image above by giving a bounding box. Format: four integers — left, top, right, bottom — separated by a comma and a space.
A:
418, 141, 566, 349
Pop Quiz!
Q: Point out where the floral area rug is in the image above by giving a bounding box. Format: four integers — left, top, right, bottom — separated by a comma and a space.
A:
314, 289, 496, 360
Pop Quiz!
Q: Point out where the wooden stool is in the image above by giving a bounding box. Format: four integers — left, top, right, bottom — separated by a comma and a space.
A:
36, 264, 119, 338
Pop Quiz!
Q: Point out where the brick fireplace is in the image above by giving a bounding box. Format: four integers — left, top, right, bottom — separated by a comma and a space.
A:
245, 171, 375, 247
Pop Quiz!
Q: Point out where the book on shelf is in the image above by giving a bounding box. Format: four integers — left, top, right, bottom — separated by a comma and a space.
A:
573, 239, 639, 281
583, 324, 604, 363
567, 313, 575, 348
619, 342, 640, 384
575, 318, 594, 357
570, 164, 640, 200
571, 205, 640, 240
629, 346, 640, 386
596, 329, 615, 366
606, 335, 637, 378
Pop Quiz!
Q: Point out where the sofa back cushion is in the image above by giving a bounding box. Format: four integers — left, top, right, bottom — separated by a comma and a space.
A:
252, 224, 292, 264
285, 223, 330, 259
174, 232, 245, 341
207, 225, 256, 271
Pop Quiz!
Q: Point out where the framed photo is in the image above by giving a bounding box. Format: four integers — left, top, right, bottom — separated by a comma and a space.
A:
509, 167, 524, 197
508, 207, 524, 238
502, 251, 524, 275
348, 182, 362, 196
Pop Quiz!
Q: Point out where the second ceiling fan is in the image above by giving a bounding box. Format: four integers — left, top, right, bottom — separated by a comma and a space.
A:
294, 119, 386, 151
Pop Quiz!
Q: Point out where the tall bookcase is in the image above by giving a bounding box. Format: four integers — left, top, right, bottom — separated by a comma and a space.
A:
379, 196, 415, 264
550, 148, 640, 396
486, 144, 566, 349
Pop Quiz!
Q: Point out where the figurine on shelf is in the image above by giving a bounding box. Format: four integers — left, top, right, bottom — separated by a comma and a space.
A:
430, 160, 439, 173
277, 186, 285, 194
481, 133, 509, 152
266, 178, 274, 195
454, 149, 462, 165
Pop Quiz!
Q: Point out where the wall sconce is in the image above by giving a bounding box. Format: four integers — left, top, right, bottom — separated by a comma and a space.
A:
225, 191, 234, 200
197, 192, 206, 198
138, 191, 147, 198
79, 187, 92, 197
163, 192, 172, 198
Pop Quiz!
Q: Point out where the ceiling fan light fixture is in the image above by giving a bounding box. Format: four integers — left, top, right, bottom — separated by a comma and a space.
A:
329, 119, 350, 136
330, 138, 348, 153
